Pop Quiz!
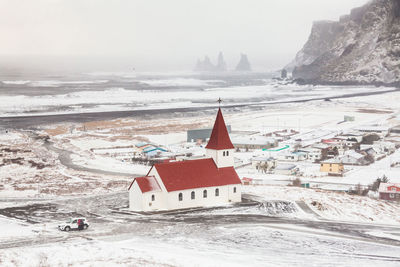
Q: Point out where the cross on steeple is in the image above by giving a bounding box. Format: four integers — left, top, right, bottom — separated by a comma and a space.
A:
217, 97, 222, 107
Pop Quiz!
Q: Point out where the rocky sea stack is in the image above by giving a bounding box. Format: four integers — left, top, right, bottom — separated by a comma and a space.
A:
288, 0, 400, 86
194, 52, 227, 72
235, 53, 252, 72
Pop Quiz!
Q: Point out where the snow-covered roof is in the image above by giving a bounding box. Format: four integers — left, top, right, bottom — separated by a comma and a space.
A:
231, 136, 276, 146
250, 156, 275, 162
275, 163, 296, 170
298, 148, 321, 153
321, 158, 342, 164
312, 144, 329, 149
355, 126, 390, 132
342, 150, 365, 160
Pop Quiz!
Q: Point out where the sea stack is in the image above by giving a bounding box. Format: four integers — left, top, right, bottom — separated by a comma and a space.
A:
216, 52, 227, 71
235, 53, 251, 71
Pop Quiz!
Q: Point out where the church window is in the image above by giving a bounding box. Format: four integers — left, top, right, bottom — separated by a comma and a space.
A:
178, 193, 183, 201
203, 190, 207, 198
151, 195, 155, 201
215, 188, 219, 197
191, 191, 195, 199
223, 151, 226, 156
233, 187, 236, 193
226, 151, 229, 156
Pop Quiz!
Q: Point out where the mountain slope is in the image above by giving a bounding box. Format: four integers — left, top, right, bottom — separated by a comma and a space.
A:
289, 0, 400, 85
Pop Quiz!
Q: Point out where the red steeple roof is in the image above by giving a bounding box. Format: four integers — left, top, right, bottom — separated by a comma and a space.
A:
206, 108, 234, 150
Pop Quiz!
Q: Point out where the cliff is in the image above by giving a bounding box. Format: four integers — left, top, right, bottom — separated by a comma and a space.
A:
288, 0, 400, 85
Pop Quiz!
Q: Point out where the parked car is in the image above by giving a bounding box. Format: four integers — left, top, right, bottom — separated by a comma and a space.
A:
58, 217, 89, 231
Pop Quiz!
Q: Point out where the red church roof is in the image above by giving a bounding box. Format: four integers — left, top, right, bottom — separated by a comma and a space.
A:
205, 108, 234, 150
129, 176, 161, 193
154, 158, 241, 192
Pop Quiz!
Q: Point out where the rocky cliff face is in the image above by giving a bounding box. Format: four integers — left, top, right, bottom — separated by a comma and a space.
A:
289, 0, 400, 85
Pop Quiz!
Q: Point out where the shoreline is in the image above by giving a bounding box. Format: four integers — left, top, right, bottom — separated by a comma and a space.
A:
1, 86, 399, 129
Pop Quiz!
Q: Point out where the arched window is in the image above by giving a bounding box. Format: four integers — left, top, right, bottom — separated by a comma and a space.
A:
151, 195, 155, 201
203, 190, 207, 198
191, 191, 195, 199
178, 193, 183, 201
215, 188, 219, 197
223, 151, 226, 156
233, 187, 236, 193
226, 151, 229, 156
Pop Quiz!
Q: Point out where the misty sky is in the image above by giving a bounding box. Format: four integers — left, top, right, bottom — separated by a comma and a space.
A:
0, 0, 369, 72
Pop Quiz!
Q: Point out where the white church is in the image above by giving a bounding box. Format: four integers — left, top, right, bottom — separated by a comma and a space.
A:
128, 108, 242, 212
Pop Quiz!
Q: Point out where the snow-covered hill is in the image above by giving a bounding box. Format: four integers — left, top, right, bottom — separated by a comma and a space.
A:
288, 0, 400, 85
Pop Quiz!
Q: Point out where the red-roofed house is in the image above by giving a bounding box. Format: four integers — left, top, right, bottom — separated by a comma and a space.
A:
129, 108, 242, 212
379, 183, 400, 201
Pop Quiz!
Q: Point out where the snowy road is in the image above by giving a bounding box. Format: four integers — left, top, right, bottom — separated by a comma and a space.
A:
1, 192, 400, 265
1, 192, 400, 247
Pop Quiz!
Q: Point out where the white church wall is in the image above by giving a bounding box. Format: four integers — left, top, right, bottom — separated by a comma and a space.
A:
141, 191, 168, 212
129, 182, 144, 211
206, 148, 235, 168
228, 184, 242, 202
129, 177, 168, 212
165, 184, 241, 210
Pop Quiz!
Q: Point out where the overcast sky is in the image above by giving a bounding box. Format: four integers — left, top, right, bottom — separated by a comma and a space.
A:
0, 0, 369, 72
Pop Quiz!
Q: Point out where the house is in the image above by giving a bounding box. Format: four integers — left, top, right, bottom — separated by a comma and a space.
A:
135, 142, 154, 151
231, 135, 278, 150
187, 125, 232, 142
320, 159, 344, 175
338, 151, 368, 165
143, 146, 169, 158
298, 148, 322, 162
373, 141, 396, 154
379, 183, 400, 201
241, 177, 253, 185
362, 147, 377, 158
355, 125, 390, 135
339, 132, 363, 143
278, 151, 307, 162
311, 143, 330, 159
274, 163, 298, 175
322, 138, 343, 149
129, 108, 242, 212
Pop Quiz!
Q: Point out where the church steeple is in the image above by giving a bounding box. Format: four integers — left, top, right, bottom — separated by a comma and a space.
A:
206, 108, 234, 150
206, 108, 235, 168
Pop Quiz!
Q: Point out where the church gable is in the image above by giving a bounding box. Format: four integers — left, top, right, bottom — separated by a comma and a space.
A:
129, 176, 161, 193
